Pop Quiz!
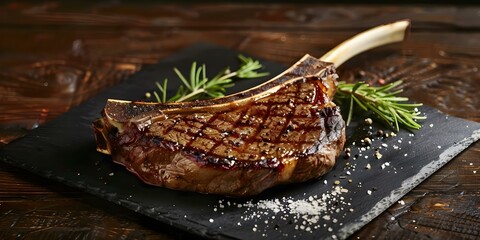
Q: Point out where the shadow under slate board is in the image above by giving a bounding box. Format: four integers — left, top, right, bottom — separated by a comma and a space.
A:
1, 43, 479, 240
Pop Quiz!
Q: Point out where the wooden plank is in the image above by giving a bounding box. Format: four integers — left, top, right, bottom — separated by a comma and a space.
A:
1, 3, 479, 30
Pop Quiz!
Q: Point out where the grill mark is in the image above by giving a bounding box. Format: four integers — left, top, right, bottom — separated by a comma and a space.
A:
185, 114, 219, 148
274, 84, 299, 143
205, 107, 250, 156
161, 119, 178, 136
312, 79, 326, 105
236, 102, 273, 153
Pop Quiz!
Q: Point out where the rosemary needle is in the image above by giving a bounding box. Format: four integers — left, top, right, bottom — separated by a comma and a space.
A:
335, 80, 426, 131
151, 55, 268, 103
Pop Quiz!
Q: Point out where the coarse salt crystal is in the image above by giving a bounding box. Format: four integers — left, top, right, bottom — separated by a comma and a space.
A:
398, 200, 405, 205
367, 190, 372, 195
209, 219, 214, 223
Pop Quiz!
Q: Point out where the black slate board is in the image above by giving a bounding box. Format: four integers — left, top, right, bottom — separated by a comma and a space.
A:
2, 43, 480, 240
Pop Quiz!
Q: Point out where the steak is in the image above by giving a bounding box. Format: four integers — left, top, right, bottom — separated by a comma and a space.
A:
93, 54, 346, 197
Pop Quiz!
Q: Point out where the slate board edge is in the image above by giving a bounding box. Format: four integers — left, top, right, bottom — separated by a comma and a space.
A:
336, 129, 480, 240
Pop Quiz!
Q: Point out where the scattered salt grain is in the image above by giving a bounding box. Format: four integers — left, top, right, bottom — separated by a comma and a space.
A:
209, 218, 214, 223
212, 178, 355, 235
438, 145, 442, 149
367, 190, 372, 195
429, 123, 434, 128
398, 200, 405, 205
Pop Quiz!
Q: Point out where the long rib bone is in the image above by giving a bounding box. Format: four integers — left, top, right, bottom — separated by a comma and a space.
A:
320, 20, 410, 68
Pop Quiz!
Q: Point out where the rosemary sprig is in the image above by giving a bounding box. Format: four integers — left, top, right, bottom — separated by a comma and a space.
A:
335, 80, 426, 131
150, 55, 269, 103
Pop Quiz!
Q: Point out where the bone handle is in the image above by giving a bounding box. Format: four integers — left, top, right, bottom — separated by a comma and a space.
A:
320, 20, 410, 68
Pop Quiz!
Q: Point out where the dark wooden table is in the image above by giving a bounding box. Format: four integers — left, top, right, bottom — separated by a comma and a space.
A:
1, 2, 479, 239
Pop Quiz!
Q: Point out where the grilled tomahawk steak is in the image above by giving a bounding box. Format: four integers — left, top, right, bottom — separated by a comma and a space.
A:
93, 54, 346, 196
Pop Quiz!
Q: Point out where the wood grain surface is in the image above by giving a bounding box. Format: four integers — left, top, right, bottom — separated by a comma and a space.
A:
0, 2, 479, 239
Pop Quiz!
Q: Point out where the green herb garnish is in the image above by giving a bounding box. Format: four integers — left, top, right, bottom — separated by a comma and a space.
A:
336, 80, 425, 131
150, 55, 268, 103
